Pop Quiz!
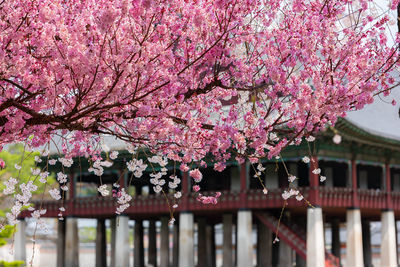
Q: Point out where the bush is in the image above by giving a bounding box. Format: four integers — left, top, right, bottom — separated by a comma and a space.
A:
0, 260, 25, 267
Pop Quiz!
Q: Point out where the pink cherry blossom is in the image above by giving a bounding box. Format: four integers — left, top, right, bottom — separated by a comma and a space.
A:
189, 169, 203, 183
0, 0, 398, 224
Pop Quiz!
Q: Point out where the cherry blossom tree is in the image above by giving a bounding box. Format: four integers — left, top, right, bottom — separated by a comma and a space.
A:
0, 0, 400, 226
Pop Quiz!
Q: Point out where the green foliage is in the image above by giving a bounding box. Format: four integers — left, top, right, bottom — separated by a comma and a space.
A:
0, 260, 24, 267
0, 225, 15, 247
0, 144, 56, 267
79, 227, 96, 243
0, 144, 55, 195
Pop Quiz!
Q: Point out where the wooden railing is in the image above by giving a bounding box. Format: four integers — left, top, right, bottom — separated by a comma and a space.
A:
319, 187, 352, 207
358, 189, 387, 210
22, 186, 398, 218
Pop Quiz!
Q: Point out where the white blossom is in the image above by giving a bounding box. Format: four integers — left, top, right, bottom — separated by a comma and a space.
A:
169, 182, 178, 189
41, 149, 49, 157
170, 175, 181, 184
127, 144, 137, 154
320, 176, 326, 182
288, 175, 296, 183
98, 185, 109, 196
100, 161, 113, 167
153, 185, 162, 193
16, 181, 37, 205
148, 155, 168, 167
34, 156, 42, 163
257, 164, 265, 172
282, 190, 291, 200
296, 195, 304, 201
289, 189, 299, 196
115, 188, 132, 215
254, 171, 262, 178
57, 172, 68, 183
116, 204, 130, 214
39, 171, 49, 183
58, 157, 73, 167
127, 159, 147, 178
174, 191, 182, 199
302, 156, 310, 163
60, 185, 68, 191
3, 177, 18, 195
6, 202, 22, 225
14, 164, 21, 170
48, 159, 57, 165
333, 134, 342, 144
312, 168, 321, 175
110, 151, 119, 160
93, 167, 104, 176
306, 136, 315, 142
31, 168, 41, 176
49, 188, 61, 200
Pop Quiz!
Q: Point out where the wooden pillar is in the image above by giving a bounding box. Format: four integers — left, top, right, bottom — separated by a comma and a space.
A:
307, 207, 325, 267
179, 212, 194, 267
110, 218, 116, 267
197, 218, 207, 267
222, 214, 233, 267
381, 210, 398, 267
65, 217, 79, 267
237, 210, 253, 266
362, 220, 372, 267
331, 218, 341, 263
148, 220, 157, 267
396, 219, 399, 267
14, 219, 26, 263
346, 209, 364, 267
160, 217, 170, 267
257, 214, 272, 267
296, 255, 306, 267
235, 222, 238, 267
95, 219, 107, 267
172, 222, 179, 267
278, 241, 294, 267
134, 220, 145, 267
309, 156, 320, 205
115, 216, 130, 267
206, 224, 216, 267
57, 219, 66, 267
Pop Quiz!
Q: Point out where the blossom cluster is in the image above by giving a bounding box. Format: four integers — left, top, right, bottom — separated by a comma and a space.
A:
282, 189, 303, 201
196, 191, 222, 205
127, 159, 148, 178
88, 159, 113, 177
0, 0, 398, 228
116, 189, 132, 215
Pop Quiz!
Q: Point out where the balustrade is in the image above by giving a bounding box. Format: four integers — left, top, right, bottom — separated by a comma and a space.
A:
23, 186, 397, 218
